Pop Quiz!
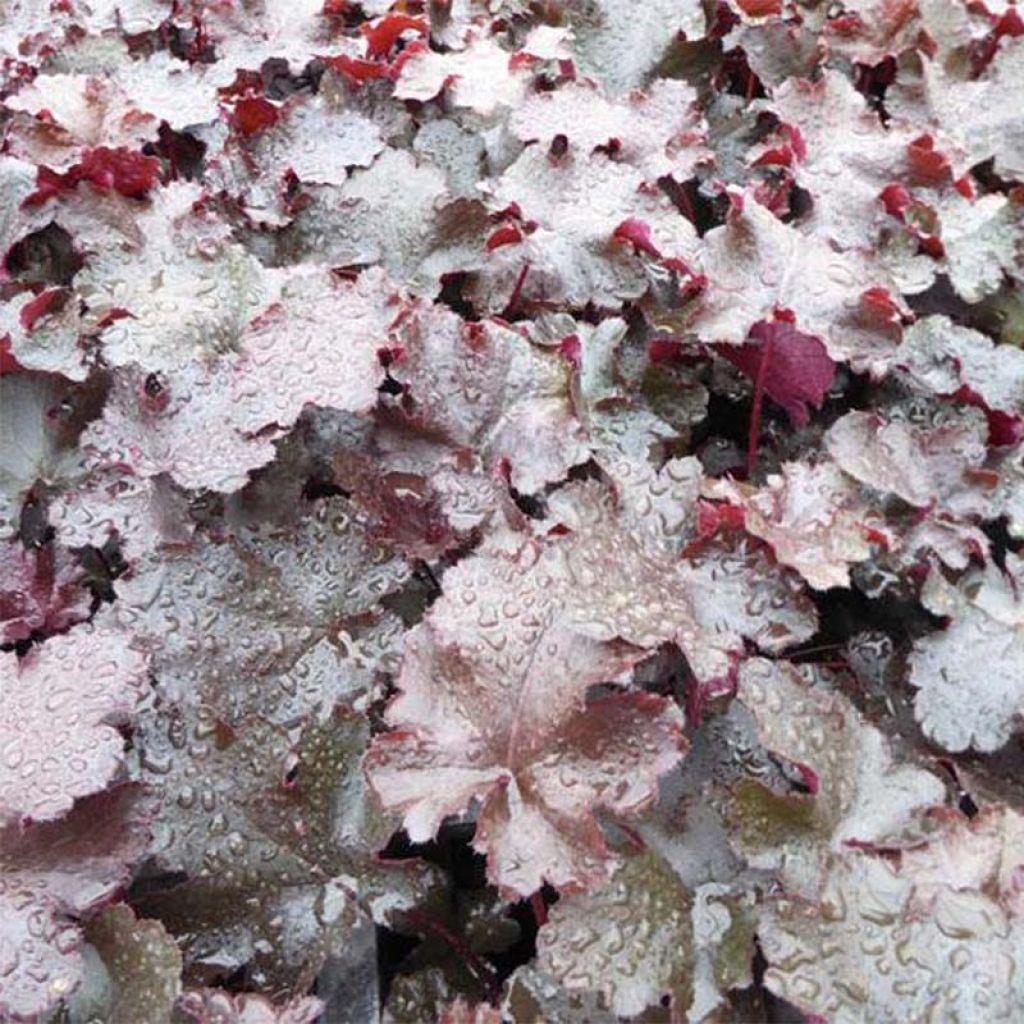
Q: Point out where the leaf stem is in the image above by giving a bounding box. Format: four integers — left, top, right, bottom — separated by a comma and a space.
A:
502, 261, 531, 319
400, 908, 500, 999
530, 890, 548, 927
746, 332, 773, 479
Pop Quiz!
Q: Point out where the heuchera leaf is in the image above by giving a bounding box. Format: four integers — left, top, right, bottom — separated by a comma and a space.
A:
133, 710, 422, 995
508, 78, 705, 181
688, 190, 906, 368
909, 554, 1024, 752
895, 35, 1024, 180
388, 308, 589, 495
81, 904, 182, 1024
395, 35, 528, 115
705, 462, 879, 590
899, 314, 1024, 429
729, 658, 945, 896
178, 989, 324, 1024
0, 540, 90, 643
1, 0, 1023, 1015
753, 69, 917, 251
534, 849, 694, 1016
826, 405, 988, 508
718, 320, 836, 427
113, 496, 408, 712
562, 0, 706, 94
0, 786, 154, 1021
0, 287, 88, 380
366, 542, 687, 896
554, 483, 816, 681
759, 849, 1024, 1022
82, 361, 280, 493
0, 624, 149, 827
0, 373, 92, 539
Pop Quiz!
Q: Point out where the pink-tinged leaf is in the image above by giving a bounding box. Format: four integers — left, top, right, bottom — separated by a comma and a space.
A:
675, 532, 818, 657
932, 190, 1024, 304
752, 69, 917, 250
717, 319, 836, 430
229, 266, 396, 433
705, 462, 878, 591
589, 421, 705, 549
891, 36, 1024, 180
81, 362, 279, 493
728, 20, 820, 89
74, 146, 161, 197
899, 315, 1024, 415
897, 804, 1024, 917
278, 149, 476, 296
4, 58, 219, 169
178, 990, 324, 1024
365, 543, 686, 896
49, 469, 194, 561
229, 92, 384, 185
389, 307, 589, 494
476, 146, 698, 309
909, 554, 1024, 753
85, 267, 395, 491
333, 458, 460, 561
0, 541, 90, 643
612, 218, 662, 258
826, 406, 988, 509
395, 35, 528, 115
759, 850, 1024, 1023
0, 785, 154, 1021
821, 0, 923, 63
730, 659, 944, 896
688, 191, 906, 370
0, 287, 88, 381
508, 78, 706, 181
319, 54, 391, 84
0, 624, 149, 827
898, 315, 1024, 444
352, 430, 504, 550
78, 183, 271, 373
554, 483, 816, 681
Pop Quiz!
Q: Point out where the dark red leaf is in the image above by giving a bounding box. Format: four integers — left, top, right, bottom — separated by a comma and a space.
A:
320, 54, 391, 83
232, 95, 280, 137
360, 14, 428, 59
611, 218, 662, 258
717, 320, 836, 428
77, 147, 162, 197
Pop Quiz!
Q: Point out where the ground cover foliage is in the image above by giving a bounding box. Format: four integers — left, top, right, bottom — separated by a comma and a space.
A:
1, 0, 1024, 1020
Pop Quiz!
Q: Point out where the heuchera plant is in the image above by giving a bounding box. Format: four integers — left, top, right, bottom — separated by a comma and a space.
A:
2, 0, 1024, 1020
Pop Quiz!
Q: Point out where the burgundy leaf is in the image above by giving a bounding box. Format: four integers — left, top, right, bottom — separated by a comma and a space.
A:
716, 319, 836, 474
0, 541, 90, 643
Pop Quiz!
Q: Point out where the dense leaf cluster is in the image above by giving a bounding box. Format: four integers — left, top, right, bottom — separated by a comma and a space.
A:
1, 0, 1023, 1021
